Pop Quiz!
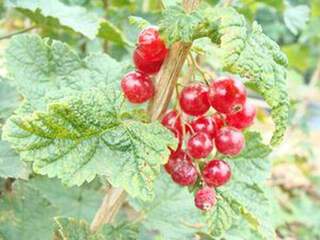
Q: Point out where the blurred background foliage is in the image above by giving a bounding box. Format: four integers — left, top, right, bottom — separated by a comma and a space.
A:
0, 0, 319, 239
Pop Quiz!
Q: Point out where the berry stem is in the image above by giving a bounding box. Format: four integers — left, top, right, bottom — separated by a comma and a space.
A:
90, 0, 201, 233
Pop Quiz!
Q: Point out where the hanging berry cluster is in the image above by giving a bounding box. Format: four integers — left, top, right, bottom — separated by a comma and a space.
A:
121, 26, 167, 103
120, 27, 256, 211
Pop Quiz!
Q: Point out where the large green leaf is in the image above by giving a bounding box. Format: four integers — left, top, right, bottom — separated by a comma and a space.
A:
0, 181, 57, 240
0, 140, 28, 179
0, 80, 20, 122
5, 34, 122, 110
5, 0, 129, 44
129, 172, 204, 240
27, 177, 103, 221
204, 7, 289, 146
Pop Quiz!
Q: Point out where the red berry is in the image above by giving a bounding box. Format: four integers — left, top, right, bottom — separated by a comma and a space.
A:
133, 49, 164, 74
209, 76, 247, 114
187, 132, 213, 159
212, 113, 225, 130
215, 127, 245, 156
179, 84, 210, 116
121, 71, 154, 103
203, 159, 231, 187
226, 101, 256, 129
194, 186, 216, 211
137, 26, 168, 62
189, 116, 217, 139
161, 110, 183, 137
165, 150, 198, 186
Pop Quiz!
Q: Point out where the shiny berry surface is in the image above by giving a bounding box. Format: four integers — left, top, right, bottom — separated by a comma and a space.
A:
164, 149, 187, 174
179, 84, 210, 116
187, 132, 213, 159
226, 101, 256, 129
215, 127, 245, 156
133, 49, 164, 74
189, 116, 217, 139
137, 26, 168, 62
121, 71, 154, 103
161, 110, 183, 137
194, 187, 216, 211
203, 159, 231, 187
209, 76, 247, 114
212, 113, 225, 130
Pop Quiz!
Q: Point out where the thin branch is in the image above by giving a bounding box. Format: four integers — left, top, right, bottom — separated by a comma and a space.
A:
0, 26, 36, 41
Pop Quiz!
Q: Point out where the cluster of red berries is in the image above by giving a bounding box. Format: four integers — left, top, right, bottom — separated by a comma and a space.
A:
119, 27, 256, 211
121, 27, 167, 103
162, 77, 256, 211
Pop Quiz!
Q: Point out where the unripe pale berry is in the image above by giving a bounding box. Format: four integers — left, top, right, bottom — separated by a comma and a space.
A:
209, 76, 246, 114
187, 132, 213, 159
215, 127, 245, 156
194, 187, 216, 211
179, 84, 210, 116
165, 150, 198, 186
121, 71, 154, 103
203, 159, 231, 187
226, 101, 256, 129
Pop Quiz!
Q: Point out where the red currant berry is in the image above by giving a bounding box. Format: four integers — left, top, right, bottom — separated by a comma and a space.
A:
209, 76, 247, 114
137, 26, 168, 62
212, 113, 225, 130
226, 101, 256, 130
179, 84, 210, 116
189, 116, 217, 139
161, 110, 183, 137
194, 186, 216, 211
203, 159, 231, 187
133, 49, 164, 74
215, 127, 245, 156
121, 71, 154, 104
187, 132, 213, 159
165, 150, 198, 186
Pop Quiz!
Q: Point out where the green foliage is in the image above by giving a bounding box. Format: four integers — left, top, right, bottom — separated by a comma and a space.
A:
0, 80, 20, 122
129, 172, 203, 240
5, 0, 129, 45
0, 140, 28, 179
128, 16, 151, 30
160, 6, 203, 44
3, 34, 176, 200
284, 5, 310, 35
204, 7, 289, 146
27, 177, 103, 221
0, 181, 57, 240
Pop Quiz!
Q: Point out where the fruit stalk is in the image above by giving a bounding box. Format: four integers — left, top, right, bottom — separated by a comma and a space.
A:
90, 0, 200, 232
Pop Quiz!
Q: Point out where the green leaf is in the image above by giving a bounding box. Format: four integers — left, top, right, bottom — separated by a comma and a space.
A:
0, 80, 20, 122
5, 0, 129, 44
55, 218, 139, 240
128, 16, 151, 30
205, 7, 289, 146
2, 88, 176, 200
0, 139, 28, 179
160, 6, 203, 44
284, 5, 310, 35
129, 172, 204, 240
5, 34, 122, 110
27, 176, 103, 221
0, 181, 57, 240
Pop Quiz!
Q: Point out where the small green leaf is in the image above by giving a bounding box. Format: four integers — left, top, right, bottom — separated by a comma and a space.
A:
98, 20, 132, 46
0, 181, 57, 240
284, 5, 310, 35
128, 16, 151, 30
160, 6, 203, 44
